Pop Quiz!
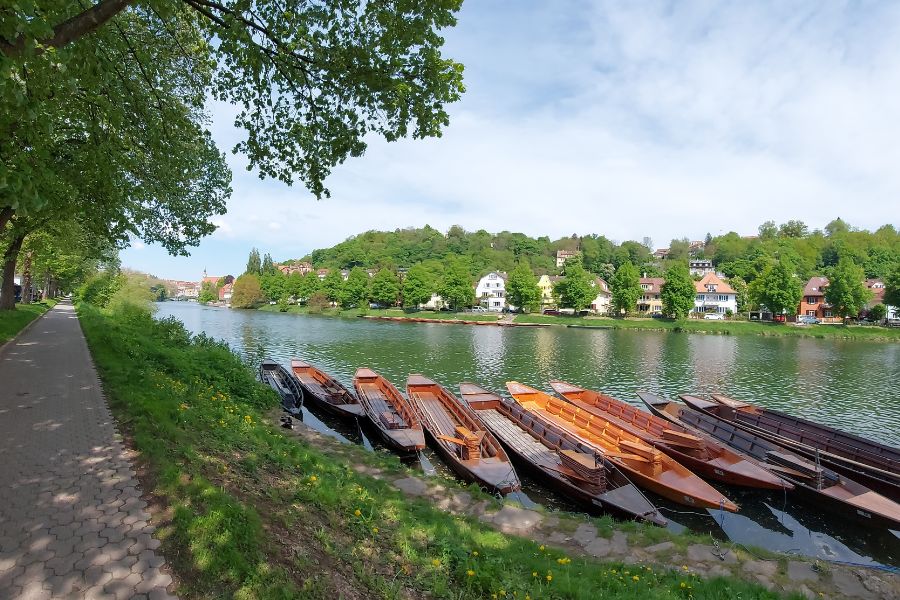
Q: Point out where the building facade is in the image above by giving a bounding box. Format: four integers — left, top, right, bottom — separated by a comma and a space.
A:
555, 250, 580, 268
689, 259, 715, 277
799, 277, 840, 322
693, 273, 738, 315
637, 277, 664, 314
475, 272, 507, 311
590, 278, 611, 314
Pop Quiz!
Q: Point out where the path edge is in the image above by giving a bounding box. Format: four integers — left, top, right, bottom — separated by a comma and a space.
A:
0, 301, 56, 356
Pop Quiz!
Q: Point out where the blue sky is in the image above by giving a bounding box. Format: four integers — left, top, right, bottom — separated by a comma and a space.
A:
122, 1, 900, 281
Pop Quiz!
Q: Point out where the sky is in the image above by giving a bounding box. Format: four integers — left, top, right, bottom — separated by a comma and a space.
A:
122, 0, 900, 281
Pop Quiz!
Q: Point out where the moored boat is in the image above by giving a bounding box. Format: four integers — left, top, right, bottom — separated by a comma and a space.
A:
549, 381, 791, 490
258, 359, 303, 414
290, 359, 364, 418
697, 394, 900, 501
460, 383, 666, 526
353, 368, 425, 453
641, 393, 900, 530
505, 381, 738, 511
406, 375, 521, 494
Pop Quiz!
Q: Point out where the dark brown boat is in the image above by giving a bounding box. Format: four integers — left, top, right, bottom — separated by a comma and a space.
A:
641, 393, 900, 530
258, 360, 303, 415
690, 394, 900, 501
290, 359, 364, 418
406, 375, 521, 494
549, 381, 791, 490
353, 368, 425, 453
506, 382, 738, 511
460, 383, 666, 526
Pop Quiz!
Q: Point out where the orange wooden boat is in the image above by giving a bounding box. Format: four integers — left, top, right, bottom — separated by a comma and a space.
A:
460, 383, 667, 526
549, 381, 791, 491
506, 382, 738, 511
407, 375, 521, 494
290, 359, 364, 418
353, 368, 425, 453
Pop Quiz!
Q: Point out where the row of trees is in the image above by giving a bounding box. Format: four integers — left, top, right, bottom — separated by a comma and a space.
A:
1, 2, 464, 309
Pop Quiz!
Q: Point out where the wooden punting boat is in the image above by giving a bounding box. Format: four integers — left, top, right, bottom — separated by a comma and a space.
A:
506, 382, 737, 511
460, 383, 666, 526
406, 375, 521, 494
641, 393, 900, 530
290, 359, 364, 418
258, 360, 303, 414
549, 381, 791, 490
689, 394, 900, 501
353, 368, 425, 453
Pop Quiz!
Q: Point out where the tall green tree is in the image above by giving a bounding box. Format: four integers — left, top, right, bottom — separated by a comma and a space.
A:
611, 261, 641, 316
198, 281, 218, 304
750, 260, 802, 317
341, 267, 369, 308
505, 263, 541, 313
246, 249, 262, 275
296, 273, 321, 304
439, 258, 474, 310
321, 270, 344, 305
661, 262, 696, 319
884, 264, 900, 311
369, 269, 400, 307
824, 258, 872, 320
261, 253, 276, 275
230, 274, 264, 308
259, 272, 286, 302
402, 264, 434, 308
554, 259, 594, 312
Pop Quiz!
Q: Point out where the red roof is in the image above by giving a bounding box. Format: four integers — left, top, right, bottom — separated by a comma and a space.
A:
694, 273, 735, 295
639, 277, 665, 294
803, 277, 829, 296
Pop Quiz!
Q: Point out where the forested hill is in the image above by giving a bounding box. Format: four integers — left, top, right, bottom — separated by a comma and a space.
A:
285, 219, 900, 281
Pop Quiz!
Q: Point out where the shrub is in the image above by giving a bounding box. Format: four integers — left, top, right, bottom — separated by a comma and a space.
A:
307, 291, 329, 314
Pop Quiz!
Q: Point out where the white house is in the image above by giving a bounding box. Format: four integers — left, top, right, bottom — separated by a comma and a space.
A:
590, 278, 612, 314
556, 250, 580, 268
475, 272, 507, 311
419, 293, 446, 310
689, 259, 715, 277
693, 273, 738, 315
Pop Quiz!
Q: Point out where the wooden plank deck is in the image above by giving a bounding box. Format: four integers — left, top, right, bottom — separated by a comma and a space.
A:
478, 409, 558, 470
356, 382, 407, 427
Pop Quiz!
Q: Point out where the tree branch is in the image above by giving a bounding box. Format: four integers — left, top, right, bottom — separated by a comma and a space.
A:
0, 0, 136, 58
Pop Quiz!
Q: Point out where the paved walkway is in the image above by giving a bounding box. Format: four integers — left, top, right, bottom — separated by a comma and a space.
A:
0, 302, 176, 600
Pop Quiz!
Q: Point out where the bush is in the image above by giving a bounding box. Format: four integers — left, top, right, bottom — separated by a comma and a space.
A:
77, 272, 122, 307
307, 291, 329, 314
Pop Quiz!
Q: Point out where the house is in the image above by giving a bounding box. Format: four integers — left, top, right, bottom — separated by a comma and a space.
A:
537, 275, 562, 306
590, 278, 611, 314
688, 240, 705, 256
556, 250, 580, 268
693, 273, 738, 316
799, 277, 841, 323
419, 293, 445, 310
865, 279, 898, 320
340, 269, 350, 281
636, 277, 664, 314
218, 282, 233, 306
277, 262, 312, 276
316, 268, 330, 280
653, 248, 670, 260
475, 271, 507, 311
689, 259, 714, 277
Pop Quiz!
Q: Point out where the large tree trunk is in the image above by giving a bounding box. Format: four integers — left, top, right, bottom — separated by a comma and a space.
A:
21, 249, 33, 304
0, 232, 25, 310
0, 206, 13, 232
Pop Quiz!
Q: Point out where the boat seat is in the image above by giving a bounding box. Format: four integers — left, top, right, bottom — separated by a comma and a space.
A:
544, 431, 562, 447
620, 440, 659, 461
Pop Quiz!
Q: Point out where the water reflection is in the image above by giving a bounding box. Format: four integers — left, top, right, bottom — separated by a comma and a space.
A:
157, 302, 900, 566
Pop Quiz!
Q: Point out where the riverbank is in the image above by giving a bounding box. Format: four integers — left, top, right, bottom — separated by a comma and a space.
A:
257, 303, 501, 322
514, 314, 900, 340
78, 302, 822, 599
0, 299, 58, 343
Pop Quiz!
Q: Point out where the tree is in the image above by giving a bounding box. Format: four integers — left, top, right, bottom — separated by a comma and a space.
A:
262, 253, 276, 275
296, 273, 321, 304
246, 249, 262, 275
403, 264, 434, 308
661, 262, 696, 319
230, 274, 265, 308
554, 259, 594, 312
321, 270, 344, 305
824, 258, 872, 320
369, 269, 400, 307
729, 277, 750, 313
439, 258, 474, 310
505, 263, 541, 313
341, 267, 369, 308
667, 238, 691, 262
198, 282, 218, 304
884, 264, 900, 309
758, 221, 778, 240
825, 218, 850, 237
611, 261, 641, 316
869, 304, 887, 322
259, 272, 286, 302
779, 220, 809, 238
750, 260, 802, 317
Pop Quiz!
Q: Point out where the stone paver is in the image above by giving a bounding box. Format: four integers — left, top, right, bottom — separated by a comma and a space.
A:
0, 303, 177, 599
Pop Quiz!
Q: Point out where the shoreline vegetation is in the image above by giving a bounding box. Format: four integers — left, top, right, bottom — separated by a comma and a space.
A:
79, 301, 796, 599
0, 299, 58, 344
251, 303, 900, 340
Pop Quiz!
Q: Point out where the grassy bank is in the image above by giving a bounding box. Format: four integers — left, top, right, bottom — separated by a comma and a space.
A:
78, 302, 788, 599
257, 304, 501, 322
514, 313, 900, 340
0, 299, 58, 344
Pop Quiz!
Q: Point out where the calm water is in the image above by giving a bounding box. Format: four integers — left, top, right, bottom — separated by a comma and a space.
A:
156, 302, 900, 566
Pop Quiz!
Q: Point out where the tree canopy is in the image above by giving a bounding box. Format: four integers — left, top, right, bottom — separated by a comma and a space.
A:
824, 258, 872, 319
661, 262, 695, 319
611, 262, 641, 316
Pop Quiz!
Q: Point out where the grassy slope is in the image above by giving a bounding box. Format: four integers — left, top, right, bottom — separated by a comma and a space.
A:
78, 303, 790, 600
257, 304, 501, 322
514, 314, 900, 340
0, 299, 58, 343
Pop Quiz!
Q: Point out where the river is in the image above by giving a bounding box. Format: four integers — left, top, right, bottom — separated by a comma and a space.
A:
156, 301, 900, 566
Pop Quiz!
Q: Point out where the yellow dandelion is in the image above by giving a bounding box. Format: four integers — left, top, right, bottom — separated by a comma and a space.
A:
218, 420, 225, 426
431, 559, 440, 567
546, 575, 552, 582
372, 527, 379, 534
499, 591, 506, 597
179, 403, 189, 411
243, 415, 252, 423
532, 571, 538, 577
309, 475, 317, 482
680, 582, 687, 589
682, 565, 689, 571
354, 509, 362, 517
632, 575, 640, 582
472, 550, 479, 556
539, 545, 545, 551
467, 570, 475, 577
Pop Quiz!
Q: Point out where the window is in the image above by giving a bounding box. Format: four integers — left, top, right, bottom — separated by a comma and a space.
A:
824, 310, 833, 317
489, 274, 497, 280
640, 284, 650, 290
806, 310, 815, 316
706, 284, 717, 292
481, 292, 489, 298
696, 294, 704, 301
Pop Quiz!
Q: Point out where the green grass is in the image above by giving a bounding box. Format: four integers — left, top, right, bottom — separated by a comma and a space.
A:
78, 302, 794, 599
257, 304, 501, 322
514, 313, 900, 340
0, 299, 58, 344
